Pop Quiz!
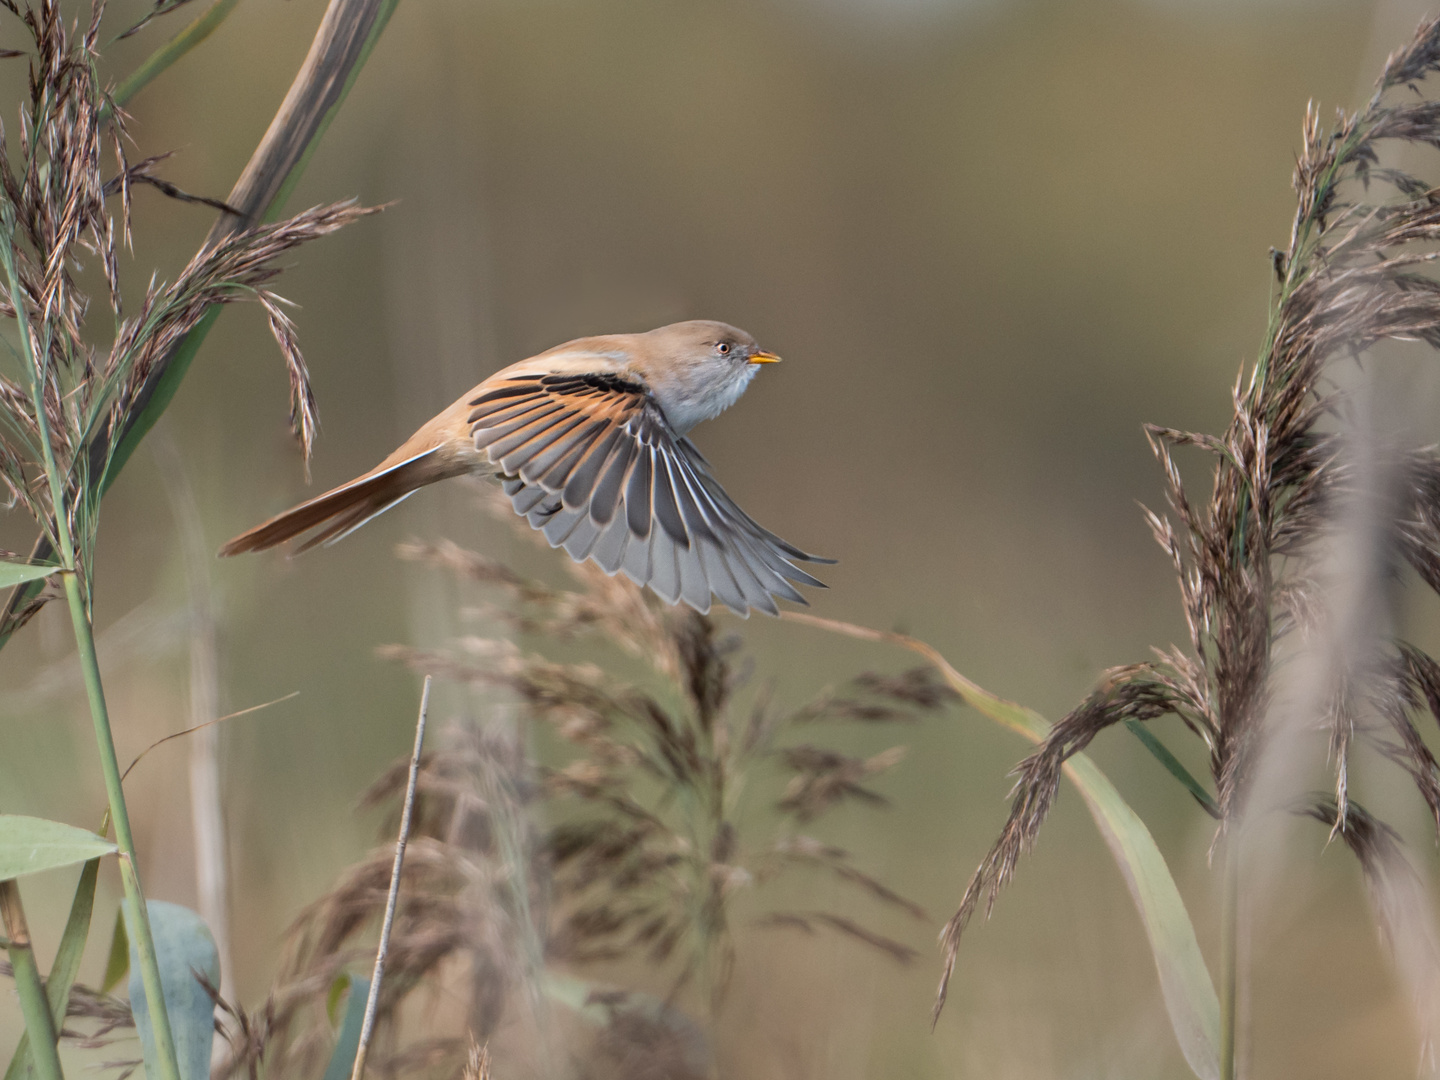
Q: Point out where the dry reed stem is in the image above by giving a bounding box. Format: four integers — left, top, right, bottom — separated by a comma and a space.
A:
351, 676, 431, 1080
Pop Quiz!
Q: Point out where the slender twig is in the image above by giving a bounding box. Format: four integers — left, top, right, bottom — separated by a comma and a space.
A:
350, 676, 431, 1080
0, 881, 63, 1080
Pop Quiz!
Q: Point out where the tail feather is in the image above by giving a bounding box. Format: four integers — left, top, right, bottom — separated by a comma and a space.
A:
218, 448, 443, 557
293, 489, 420, 553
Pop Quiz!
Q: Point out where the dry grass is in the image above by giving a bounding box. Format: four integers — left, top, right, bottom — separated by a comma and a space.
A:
222, 487, 952, 1079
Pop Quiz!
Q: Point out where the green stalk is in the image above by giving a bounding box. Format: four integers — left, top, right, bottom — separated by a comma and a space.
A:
0, 881, 64, 1080
0, 234, 183, 1080
1219, 832, 1239, 1080
60, 572, 182, 1080
107, 0, 242, 116
4, 858, 100, 1080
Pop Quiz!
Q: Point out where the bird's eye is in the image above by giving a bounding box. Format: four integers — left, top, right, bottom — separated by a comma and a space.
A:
716, 342, 731, 355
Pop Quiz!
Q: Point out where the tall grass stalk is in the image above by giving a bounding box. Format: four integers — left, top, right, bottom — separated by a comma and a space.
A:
0, 881, 63, 1080
1218, 839, 1238, 1080
63, 567, 182, 1080
0, 228, 182, 1080
228, 511, 946, 1080
349, 676, 430, 1080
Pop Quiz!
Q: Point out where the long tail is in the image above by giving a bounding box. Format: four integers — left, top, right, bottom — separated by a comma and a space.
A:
218, 448, 446, 557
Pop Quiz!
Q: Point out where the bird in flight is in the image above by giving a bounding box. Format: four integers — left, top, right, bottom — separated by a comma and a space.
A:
219, 320, 833, 616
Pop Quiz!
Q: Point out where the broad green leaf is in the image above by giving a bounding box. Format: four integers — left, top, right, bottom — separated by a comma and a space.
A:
784, 613, 1221, 1080
127, 902, 220, 1080
3, 860, 99, 1080
320, 974, 370, 1080
0, 562, 57, 589
0, 816, 116, 880
102, 908, 129, 993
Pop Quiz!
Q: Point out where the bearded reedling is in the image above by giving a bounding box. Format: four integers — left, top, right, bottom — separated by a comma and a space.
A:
220, 321, 832, 615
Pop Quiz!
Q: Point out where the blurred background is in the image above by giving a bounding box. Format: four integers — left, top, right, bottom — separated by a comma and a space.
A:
5, 0, 1440, 1075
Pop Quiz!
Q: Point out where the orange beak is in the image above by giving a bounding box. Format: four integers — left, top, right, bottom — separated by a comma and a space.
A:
748, 350, 782, 365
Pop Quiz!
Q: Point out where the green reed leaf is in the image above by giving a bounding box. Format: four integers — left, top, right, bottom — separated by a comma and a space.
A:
101, 908, 129, 994
0, 562, 57, 588
1124, 718, 1220, 818
109, 0, 243, 114
784, 613, 1220, 1080
0, 817, 116, 881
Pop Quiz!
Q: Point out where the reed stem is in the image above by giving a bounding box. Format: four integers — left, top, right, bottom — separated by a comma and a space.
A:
1219, 831, 1239, 1080
0, 881, 64, 1080
0, 230, 183, 1080
350, 676, 430, 1080
60, 571, 183, 1080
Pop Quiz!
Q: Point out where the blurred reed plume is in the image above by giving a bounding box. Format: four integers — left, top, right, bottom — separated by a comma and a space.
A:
937, 10, 1440, 1067
238, 487, 950, 1078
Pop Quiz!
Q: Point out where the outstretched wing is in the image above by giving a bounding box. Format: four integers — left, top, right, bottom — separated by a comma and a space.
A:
467, 371, 833, 616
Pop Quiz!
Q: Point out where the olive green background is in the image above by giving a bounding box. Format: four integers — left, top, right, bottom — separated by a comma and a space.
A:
3, 0, 1439, 1076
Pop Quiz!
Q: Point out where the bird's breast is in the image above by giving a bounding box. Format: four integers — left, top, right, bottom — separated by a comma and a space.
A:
652, 364, 758, 435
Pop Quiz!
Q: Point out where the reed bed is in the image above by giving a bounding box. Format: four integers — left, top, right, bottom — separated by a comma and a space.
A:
214, 486, 951, 1077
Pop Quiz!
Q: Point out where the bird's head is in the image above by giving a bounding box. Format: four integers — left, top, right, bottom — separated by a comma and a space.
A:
632, 320, 781, 434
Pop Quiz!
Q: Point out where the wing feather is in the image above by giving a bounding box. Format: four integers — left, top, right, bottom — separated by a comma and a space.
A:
563, 427, 625, 508
651, 453, 690, 546
468, 394, 554, 428
675, 536, 711, 613
496, 412, 590, 473
472, 370, 829, 614
589, 511, 630, 574
532, 420, 608, 488
561, 514, 603, 562
625, 446, 653, 540
591, 439, 636, 526
472, 402, 564, 449
621, 526, 652, 586
648, 529, 682, 604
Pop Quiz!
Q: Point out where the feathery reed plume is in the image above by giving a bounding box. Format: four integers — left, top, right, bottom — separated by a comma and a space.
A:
0, 0, 376, 628
248, 489, 949, 1077
937, 11, 1440, 1020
